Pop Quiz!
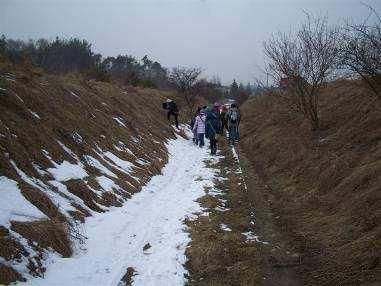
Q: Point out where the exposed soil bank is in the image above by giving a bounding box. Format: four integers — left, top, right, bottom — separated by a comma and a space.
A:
239, 80, 381, 285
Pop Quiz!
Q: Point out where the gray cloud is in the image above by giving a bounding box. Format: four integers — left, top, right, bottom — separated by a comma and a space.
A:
1, 0, 379, 84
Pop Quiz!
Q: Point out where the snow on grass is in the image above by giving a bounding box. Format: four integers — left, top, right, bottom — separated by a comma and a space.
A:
22, 134, 220, 286
231, 146, 248, 191
220, 223, 232, 232
72, 132, 83, 144
131, 136, 139, 143
96, 176, 122, 193
57, 140, 78, 159
135, 158, 149, 166
102, 151, 134, 174
47, 161, 88, 182
10, 160, 77, 214
113, 117, 127, 128
0, 87, 6, 91
70, 91, 80, 99
32, 163, 48, 176
0, 176, 47, 227
14, 93, 24, 103
43, 146, 87, 181
48, 180, 93, 214
242, 231, 269, 245
29, 109, 41, 119
84, 155, 117, 178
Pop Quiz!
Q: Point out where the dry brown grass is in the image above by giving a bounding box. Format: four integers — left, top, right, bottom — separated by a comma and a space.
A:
119, 267, 137, 286
0, 264, 26, 285
185, 139, 302, 285
240, 79, 381, 285
0, 59, 183, 282
11, 219, 72, 257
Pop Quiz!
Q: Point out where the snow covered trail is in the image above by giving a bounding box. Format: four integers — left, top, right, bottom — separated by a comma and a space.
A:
21, 134, 218, 286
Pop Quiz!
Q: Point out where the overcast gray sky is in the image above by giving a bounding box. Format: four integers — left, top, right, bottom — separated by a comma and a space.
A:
1, 0, 380, 84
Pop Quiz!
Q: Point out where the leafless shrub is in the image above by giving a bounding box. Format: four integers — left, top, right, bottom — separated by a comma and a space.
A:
169, 67, 202, 117
263, 14, 340, 132
340, 5, 381, 99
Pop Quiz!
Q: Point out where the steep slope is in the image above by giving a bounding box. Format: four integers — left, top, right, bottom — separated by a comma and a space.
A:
240, 80, 381, 285
0, 65, 178, 284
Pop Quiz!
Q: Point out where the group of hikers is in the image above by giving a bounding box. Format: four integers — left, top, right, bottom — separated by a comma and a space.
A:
164, 99, 241, 155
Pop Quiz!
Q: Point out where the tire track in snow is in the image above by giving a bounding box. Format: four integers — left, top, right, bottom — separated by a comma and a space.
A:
20, 134, 219, 286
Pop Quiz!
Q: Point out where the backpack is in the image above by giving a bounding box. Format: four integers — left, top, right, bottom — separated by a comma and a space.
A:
229, 109, 239, 123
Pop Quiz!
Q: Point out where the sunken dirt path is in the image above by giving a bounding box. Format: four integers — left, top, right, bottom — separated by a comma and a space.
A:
20, 131, 301, 286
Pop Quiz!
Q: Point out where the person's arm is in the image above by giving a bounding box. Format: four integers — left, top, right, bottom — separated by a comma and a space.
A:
193, 117, 198, 131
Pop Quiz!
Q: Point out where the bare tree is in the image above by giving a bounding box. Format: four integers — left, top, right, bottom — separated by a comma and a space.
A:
169, 67, 202, 117
263, 14, 340, 132
341, 5, 381, 99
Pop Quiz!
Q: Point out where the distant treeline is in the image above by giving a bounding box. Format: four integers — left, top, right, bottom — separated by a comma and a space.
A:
0, 36, 169, 88
0, 35, 251, 104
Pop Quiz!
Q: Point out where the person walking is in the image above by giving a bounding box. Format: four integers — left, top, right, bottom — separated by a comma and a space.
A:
165, 99, 179, 128
205, 105, 221, 155
192, 110, 206, 148
227, 103, 241, 145
190, 107, 202, 144
220, 105, 228, 134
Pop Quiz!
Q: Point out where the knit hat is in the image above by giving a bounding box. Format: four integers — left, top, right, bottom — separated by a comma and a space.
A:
166, 99, 172, 103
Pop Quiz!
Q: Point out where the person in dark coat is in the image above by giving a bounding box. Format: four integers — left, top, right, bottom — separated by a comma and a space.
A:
220, 105, 228, 133
166, 99, 179, 128
227, 103, 241, 145
205, 107, 221, 155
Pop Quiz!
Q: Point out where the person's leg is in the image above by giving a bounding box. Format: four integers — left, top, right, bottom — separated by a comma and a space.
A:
174, 113, 179, 128
167, 111, 171, 121
199, 133, 205, 147
211, 136, 217, 155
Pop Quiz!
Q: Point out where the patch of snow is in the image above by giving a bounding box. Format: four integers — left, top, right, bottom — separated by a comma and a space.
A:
0, 176, 47, 227
231, 146, 248, 192
70, 91, 80, 99
22, 132, 220, 286
215, 206, 230, 212
220, 223, 232, 232
0, 87, 6, 91
28, 109, 40, 119
32, 163, 48, 176
10, 160, 77, 214
47, 161, 88, 182
48, 180, 93, 214
136, 158, 149, 165
102, 151, 134, 174
57, 141, 78, 159
14, 93, 24, 102
113, 117, 127, 128
96, 176, 122, 193
72, 132, 83, 144
242, 231, 269, 245
113, 145, 123, 152
84, 155, 117, 178
100, 135, 106, 139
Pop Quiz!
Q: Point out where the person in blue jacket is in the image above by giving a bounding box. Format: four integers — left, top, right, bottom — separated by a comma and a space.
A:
205, 104, 221, 155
